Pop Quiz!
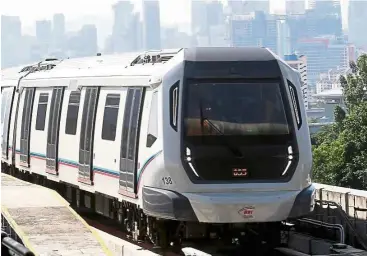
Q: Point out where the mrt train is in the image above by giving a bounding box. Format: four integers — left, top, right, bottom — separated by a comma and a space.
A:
1, 47, 315, 250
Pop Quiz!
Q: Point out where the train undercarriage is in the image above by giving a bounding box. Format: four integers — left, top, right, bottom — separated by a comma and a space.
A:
1, 163, 283, 255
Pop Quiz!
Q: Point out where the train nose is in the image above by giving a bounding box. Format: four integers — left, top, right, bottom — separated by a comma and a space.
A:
181, 184, 315, 223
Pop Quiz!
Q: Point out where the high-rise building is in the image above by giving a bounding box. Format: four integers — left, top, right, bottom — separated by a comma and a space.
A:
52, 14, 65, 52
1, 15, 22, 68
79, 24, 98, 56
296, 37, 347, 89
348, 1, 367, 48
191, 0, 224, 46
228, 0, 270, 14
36, 20, 52, 44
284, 54, 309, 109
229, 12, 277, 53
191, 0, 208, 36
53, 14, 65, 39
308, 0, 340, 10
287, 0, 342, 53
109, 1, 138, 53
277, 19, 291, 58
286, 0, 305, 14
347, 44, 357, 63
142, 0, 161, 50
1, 15, 21, 39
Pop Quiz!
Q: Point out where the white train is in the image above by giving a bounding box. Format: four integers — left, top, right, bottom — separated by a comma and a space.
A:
1, 47, 315, 250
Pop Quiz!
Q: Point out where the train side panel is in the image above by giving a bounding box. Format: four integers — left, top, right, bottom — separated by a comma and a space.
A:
58, 89, 82, 185
29, 87, 53, 177
93, 87, 126, 198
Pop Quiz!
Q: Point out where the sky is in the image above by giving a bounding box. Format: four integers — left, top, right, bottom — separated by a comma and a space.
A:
1, 0, 290, 27
1, 0, 348, 47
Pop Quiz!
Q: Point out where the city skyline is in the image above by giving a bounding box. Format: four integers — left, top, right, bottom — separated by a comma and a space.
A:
1, 0, 350, 28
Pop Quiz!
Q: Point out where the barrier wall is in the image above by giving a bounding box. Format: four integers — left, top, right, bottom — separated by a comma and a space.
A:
313, 183, 367, 237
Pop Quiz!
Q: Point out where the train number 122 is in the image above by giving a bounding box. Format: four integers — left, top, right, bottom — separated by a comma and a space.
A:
162, 177, 173, 185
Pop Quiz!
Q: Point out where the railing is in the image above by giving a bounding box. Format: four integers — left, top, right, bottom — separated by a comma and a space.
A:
1, 231, 34, 256
1, 214, 34, 256
314, 199, 367, 251
297, 218, 345, 244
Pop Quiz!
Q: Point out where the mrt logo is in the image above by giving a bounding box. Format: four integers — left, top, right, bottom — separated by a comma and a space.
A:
238, 207, 255, 218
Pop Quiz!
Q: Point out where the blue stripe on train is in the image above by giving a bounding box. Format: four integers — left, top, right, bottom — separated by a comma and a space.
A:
17, 149, 163, 180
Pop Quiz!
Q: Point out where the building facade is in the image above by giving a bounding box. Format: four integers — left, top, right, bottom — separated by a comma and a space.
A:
284, 54, 309, 109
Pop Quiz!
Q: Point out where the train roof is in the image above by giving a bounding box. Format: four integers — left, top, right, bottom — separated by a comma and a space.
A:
1, 47, 284, 89
183, 47, 278, 62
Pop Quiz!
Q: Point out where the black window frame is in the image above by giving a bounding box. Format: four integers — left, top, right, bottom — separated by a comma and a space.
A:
287, 80, 302, 129
101, 93, 121, 141
35, 93, 49, 131
65, 91, 81, 135
169, 81, 179, 131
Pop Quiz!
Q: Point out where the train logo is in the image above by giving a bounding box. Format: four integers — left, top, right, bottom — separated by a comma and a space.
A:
232, 168, 248, 177
238, 206, 255, 219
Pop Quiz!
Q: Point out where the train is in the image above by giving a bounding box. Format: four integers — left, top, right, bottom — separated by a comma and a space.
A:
1, 47, 315, 251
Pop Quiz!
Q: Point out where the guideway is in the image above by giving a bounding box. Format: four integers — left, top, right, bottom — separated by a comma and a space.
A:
1, 173, 112, 256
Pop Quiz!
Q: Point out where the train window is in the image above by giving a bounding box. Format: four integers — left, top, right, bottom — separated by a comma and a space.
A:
287, 80, 302, 129
65, 91, 81, 135
146, 92, 158, 147
169, 81, 179, 131
102, 93, 120, 141
35, 93, 49, 131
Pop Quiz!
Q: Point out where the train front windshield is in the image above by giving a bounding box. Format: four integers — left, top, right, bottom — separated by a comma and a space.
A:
182, 81, 297, 182
184, 82, 290, 138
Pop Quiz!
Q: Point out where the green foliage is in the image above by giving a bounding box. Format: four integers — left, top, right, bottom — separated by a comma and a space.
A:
311, 54, 367, 190
308, 117, 319, 124
334, 105, 346, 124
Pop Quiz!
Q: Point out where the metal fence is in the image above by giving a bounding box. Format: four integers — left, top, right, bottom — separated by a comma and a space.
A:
1, 214, 34, 256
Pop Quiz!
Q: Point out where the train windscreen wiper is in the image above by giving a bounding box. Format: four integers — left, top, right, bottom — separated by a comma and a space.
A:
199, 101, 243, 158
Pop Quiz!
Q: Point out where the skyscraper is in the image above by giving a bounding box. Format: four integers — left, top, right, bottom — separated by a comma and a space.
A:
227, 0, 270, 14
286, 0, 305, 15
348, 1, 367, 48
142, 0, 161, 50
79, 24, 98, 56
1, 15, 22, 68
36, 20, 52, 44
110, 1, 139, 53
52, 14, 65, 52
191, 0, 224, 46
229, 12, 277, 53
284, 54, 309, 109
53, 14, 65, 39
277, 19, 291, 58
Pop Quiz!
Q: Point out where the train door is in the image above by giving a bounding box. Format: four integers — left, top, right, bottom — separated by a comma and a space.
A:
19, 88, 35, 168
92, 88, 123, 195
119, 87, 145, 195
46, 87, 64, 175
1, 87, 15, 160
78, 87, 99, 185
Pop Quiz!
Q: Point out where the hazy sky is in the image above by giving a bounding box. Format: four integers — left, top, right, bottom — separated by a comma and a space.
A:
1, 0, 348, 47
2, 0, 288, 27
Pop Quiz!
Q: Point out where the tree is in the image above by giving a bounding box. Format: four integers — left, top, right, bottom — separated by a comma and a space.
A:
311, 54, 367, 190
